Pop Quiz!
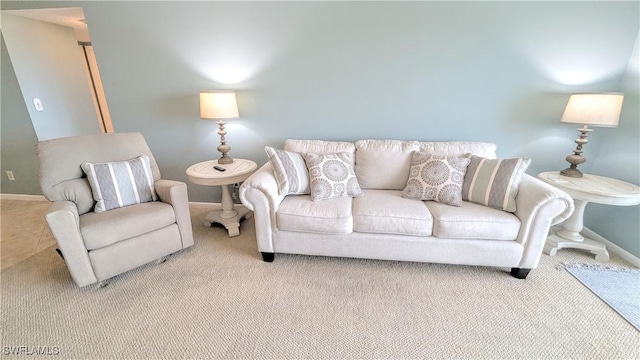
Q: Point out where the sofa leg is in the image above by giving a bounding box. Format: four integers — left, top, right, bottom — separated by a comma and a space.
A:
261, 252, 275, 262
55, 248, 64, 260
510, 268, 531, 279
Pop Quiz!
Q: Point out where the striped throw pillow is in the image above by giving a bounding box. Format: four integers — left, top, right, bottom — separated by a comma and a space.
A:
81, 155, 157, 213
265, 146, 310, 195
462, 155, 531, 212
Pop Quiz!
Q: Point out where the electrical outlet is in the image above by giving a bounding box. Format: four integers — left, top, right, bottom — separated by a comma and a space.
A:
232, 183, 241, 201
6, 171, 15, 181
33, 98, 44, 112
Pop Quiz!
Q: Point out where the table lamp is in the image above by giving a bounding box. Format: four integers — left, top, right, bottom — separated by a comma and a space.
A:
200, 90, 239, 164
559, 93, 623, 178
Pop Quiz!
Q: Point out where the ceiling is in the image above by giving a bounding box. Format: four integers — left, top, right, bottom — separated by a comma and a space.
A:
3, 7, 91, 42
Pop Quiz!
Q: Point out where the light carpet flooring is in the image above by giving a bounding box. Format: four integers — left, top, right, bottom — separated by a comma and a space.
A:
1, 199, 639, 359
1, 199, 56, 270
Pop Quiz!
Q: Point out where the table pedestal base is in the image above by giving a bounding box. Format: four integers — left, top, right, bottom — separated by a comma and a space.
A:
544, 232, 610, 262
203, 205, 252, 237
543, 197, 609, 262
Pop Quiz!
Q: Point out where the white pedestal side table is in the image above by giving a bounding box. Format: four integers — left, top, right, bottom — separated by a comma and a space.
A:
186, 159, 257, 237
538, 171, 640, 261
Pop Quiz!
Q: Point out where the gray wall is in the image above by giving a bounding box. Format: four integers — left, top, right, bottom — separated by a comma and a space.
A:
0, 35, 41, 195
0, 12, 101, 141
586, 37, 640, 258
1, 1, 638, 256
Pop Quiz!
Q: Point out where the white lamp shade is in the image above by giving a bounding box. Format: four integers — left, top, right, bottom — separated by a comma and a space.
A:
200, 91, 239, 119
560, 93, 623, 128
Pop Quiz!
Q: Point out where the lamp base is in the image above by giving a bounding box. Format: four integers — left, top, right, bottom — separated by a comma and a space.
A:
560, 167, 583, 178
218, 154, 234, 165
216, 119, 233, 165
560, 125, 591, 178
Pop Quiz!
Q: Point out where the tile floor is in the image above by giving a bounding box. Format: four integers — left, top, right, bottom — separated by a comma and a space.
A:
1, 199, 57, 270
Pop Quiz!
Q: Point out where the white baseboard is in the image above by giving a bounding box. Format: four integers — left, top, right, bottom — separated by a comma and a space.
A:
188, 201, 222, 208
0, 193, 47, 201
582, 227, 640, 268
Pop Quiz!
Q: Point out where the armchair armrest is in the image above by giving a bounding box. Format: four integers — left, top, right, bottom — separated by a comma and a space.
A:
155, 179, 194, 248
45, 201, 97, 287
514, 174, 574, 269
239, 163, 286, 253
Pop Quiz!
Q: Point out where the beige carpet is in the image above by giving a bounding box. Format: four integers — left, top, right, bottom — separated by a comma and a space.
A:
1, 205, 638, 359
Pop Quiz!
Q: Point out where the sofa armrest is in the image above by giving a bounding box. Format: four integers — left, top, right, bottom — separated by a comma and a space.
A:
514, 174, 574, 269
239, 163, 286, 211
45, 201, 97, 287
239, 163, 286, 253
155, 179, 194, 248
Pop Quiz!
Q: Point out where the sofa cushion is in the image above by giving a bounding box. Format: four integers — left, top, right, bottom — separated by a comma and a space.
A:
277, 195, 353, 234
418, 141, 497, 159
462, 155, 531, 212
354, 190, 433, 236
284, 139, 355, 159
425, 201, 521, 240
354, 140, 420, 190
81, 155, 157, 213
401, 152, 470, 206
80, 201, 177, 250
302, 152, 363, 202
264, 146, 310, 195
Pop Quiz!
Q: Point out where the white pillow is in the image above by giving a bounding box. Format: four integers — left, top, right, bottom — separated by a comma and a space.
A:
354, 140, 420, 190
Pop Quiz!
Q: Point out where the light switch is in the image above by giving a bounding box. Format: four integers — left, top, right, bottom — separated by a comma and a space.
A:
33, 98, 44, 111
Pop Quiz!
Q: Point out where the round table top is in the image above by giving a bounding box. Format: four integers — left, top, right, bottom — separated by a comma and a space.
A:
186, 159, 257, 186
538, 171, 640, 206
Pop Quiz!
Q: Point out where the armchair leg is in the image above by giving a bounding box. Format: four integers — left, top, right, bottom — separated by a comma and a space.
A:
55, 248, 64, 260
156, 256, 167, 264
261, 252, 275, 262
97, 281, 108, 288
510, 268, 531, 279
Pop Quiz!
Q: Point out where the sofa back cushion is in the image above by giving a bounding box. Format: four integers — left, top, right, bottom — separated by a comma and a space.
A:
418, 141, 497, 159
355, 140, 419, 190
355, 140, 497, 190
284, 139, 355, 159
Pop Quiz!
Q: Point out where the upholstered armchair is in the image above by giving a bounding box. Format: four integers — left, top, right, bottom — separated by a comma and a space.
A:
36, 132, 194, 287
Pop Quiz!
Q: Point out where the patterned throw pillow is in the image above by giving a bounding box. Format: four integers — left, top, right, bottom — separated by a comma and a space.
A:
265, 146, 310, 195
302, 152, 363, 202
462, 155, 531, 212
81, 155, 157, 213
401, 152, 471, 206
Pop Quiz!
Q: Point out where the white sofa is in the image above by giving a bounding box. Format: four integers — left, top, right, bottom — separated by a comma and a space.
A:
239, 139, 573, 279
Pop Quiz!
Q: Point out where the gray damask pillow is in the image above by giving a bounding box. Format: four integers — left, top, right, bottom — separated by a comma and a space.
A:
302, 152, 363, 202
401, 152, 471, 206
265, 146, 310, 195
81, 155, 157, 213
